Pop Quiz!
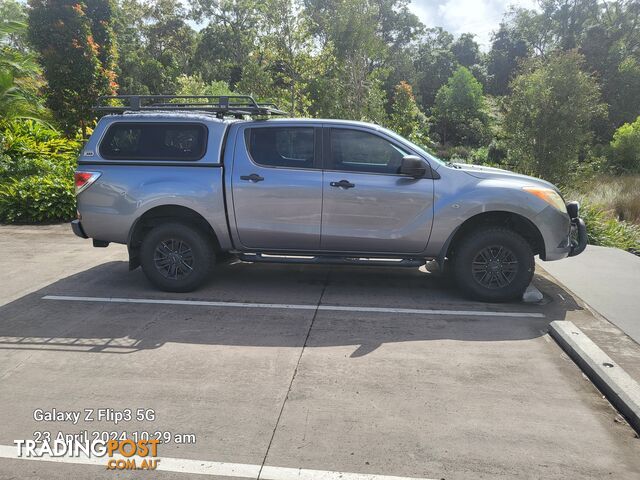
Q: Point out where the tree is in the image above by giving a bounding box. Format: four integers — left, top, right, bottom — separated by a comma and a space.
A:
261, 0, 315, 116
536, 0, 600, 51
388, 81, 426, 142
486, 23, 529, 95
610, 116, 640, 173
191, 0, 261, 87
451, 33, 480, 68
414, 27, 457, 108
304, 0, 419, 60
305, 0, 386, 120
115, 0, 196, 95
432, 66, 487, 146
0, 11, 47, 122
86, 0, 118, 93
174, 75, 234, 96
28, 0, 117, 134
505, 0, 640, 136
507, 6, 553, 56
0, 0, 30, 51
608, 57, 640, 130
504, 51, 605, 183
580, 8, 640, 136
304, 0, 420, 120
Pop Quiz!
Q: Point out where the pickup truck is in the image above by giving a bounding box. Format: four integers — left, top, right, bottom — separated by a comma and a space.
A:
72, 95, 587, 302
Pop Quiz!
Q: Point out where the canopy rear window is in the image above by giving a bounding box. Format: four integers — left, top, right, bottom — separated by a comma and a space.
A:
100, 122, 207, 161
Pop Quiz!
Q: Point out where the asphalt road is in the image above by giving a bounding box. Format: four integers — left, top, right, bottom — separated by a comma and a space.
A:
0, 225, 639, 479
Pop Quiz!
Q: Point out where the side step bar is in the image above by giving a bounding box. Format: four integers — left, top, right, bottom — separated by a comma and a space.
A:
237, 253, 424, 268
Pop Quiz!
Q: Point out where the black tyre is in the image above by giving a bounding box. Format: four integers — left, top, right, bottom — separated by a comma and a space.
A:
140, 222, 215, 292
452, 227, 534, 302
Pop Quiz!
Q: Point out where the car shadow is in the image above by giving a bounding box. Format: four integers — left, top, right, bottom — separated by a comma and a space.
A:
0, 260, 583, 356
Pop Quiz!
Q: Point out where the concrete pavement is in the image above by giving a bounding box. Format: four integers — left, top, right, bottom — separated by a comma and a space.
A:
1, 225, 640, 479
538, 245, 640, 344
1, 224, 127, 305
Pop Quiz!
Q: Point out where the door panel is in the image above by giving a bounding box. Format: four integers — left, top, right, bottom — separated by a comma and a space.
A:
321, 127, 434, 253
231, 126, 323, 250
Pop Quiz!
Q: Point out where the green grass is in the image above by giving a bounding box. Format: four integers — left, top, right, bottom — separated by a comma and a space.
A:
578, 202, 640, 254
564, 175, 640, 254
569, 175, 640, 224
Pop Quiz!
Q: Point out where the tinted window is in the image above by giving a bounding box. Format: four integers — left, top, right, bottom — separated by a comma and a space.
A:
330, 128, 408, 174
100, 123, 207, 160
247, 127, 315, 168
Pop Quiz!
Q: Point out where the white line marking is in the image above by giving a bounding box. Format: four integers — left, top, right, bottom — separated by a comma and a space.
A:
318, 304, 543, 317
0, 445, 438, 480
42, 295, 544, 318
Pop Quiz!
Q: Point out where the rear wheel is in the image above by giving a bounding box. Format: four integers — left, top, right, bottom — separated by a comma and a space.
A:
140, 222, 214, 292
452, 227, 534, 302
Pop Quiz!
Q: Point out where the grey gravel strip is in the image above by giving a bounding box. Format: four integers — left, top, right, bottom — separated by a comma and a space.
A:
549, 320, 640, 434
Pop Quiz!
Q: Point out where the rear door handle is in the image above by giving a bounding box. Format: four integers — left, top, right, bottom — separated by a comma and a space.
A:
330, 179, 355, 189
240, 173, 264, 182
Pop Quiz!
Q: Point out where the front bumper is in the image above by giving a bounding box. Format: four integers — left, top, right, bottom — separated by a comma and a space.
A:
71, 219, 88, 239
536, 201, 587, 261
567, 201, 587, 257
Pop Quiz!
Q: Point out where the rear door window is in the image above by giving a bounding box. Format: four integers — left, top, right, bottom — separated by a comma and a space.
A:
245, 127, 316, 169
100, 123, 207, 160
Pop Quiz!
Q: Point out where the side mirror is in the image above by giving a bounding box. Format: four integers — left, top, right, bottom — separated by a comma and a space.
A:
400, 155, 427, 178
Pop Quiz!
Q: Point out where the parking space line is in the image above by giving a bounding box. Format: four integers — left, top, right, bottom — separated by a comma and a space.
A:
0, 445, 438, 480
318, 304, 544, 317
42, 295, 544, 318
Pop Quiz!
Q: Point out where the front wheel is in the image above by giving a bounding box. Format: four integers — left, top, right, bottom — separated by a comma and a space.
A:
452, 227, 534, 302
140, 222, 215, 292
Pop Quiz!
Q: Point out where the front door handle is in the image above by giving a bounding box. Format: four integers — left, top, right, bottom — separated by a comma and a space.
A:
330, 179, 355, 189
240, 173, 264, 182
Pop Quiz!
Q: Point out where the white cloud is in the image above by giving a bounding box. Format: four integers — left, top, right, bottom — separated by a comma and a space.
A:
409, 0, 538, 50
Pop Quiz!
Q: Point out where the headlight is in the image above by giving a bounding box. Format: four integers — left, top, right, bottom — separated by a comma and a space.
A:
522, 186, 567, 213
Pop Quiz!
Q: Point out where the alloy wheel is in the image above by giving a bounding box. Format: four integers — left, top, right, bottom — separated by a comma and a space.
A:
471, 245, 519, 289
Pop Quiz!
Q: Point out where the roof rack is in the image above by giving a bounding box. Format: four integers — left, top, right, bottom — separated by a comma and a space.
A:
95, 95, 288, 118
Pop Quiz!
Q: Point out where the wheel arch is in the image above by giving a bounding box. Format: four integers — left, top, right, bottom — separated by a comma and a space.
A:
439, 211, 545, 266
127, 205, 221, 270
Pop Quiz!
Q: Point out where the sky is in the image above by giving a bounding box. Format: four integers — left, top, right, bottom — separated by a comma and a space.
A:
409, 0, 538, 50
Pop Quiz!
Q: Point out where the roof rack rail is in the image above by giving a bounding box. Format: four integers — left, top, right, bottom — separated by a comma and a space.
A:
95, 95, 288, 118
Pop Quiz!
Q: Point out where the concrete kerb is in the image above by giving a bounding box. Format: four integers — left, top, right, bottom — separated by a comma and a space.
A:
549, 320, 640, 435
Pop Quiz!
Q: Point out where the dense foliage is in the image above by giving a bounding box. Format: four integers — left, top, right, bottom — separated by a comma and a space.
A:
0, 0, 639, 252
610, 116, 640, 174
0, 8, 47, 122
504, 51, 605, 182
388, 81, 426, 143
0, 120, 80, 222
28, 0, 117, 135
432, 66, 488, 146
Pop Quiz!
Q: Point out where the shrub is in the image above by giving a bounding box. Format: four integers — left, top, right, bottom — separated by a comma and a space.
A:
436, 145, 470, 162
578, 202, 640, 254
610, 116, 640, 173
0, 120, 80, 223
487, 140, 507, 164
0, 174, 75, 222
0, 120, 80, 180
468, 146, 488, 164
